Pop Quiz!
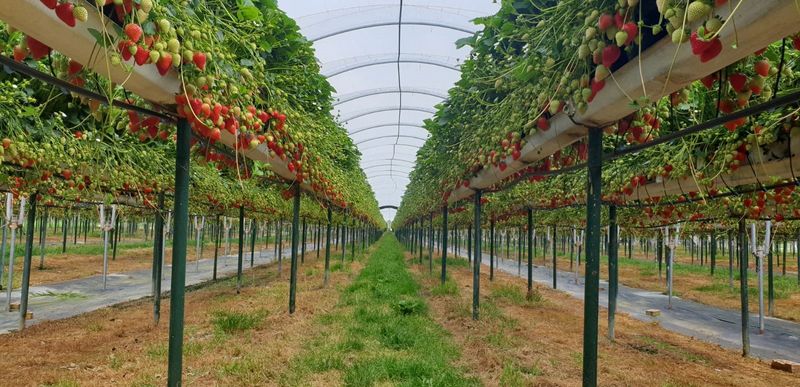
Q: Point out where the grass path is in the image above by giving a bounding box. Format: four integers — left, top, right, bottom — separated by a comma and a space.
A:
282, 233, 477, 386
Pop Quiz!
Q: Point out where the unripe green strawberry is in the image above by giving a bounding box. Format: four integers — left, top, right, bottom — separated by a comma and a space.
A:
687, 1, 711, 23
167, 38, 180, 53
705, 17, 722, 33
595, 65, 610, 81
182, 49, 193, 63
140, 0, 153, 13
149, 50, 160, 63
158, 19, 171, 33
671, 28, 688, 44
73, 6, 88, 22
578, 44, 592, 59
615, 30, 628, 46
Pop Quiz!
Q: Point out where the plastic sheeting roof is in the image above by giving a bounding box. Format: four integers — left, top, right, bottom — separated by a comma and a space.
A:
279, 1, 499, 222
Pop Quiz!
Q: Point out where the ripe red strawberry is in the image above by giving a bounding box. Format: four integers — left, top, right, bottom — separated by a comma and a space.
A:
728, 73, 747, 92
598, 14, 613, 31
622, 22, 638, 46
40, 0, 57, 9
193, 52, 207, 71
55, 2, 76, 27
156, 52, 172, 75
602, 45, 621, 68
12, 45, 27, 62
699, 38, 722, 63
67, 59, 83, 75
118, 40, 133, 61
26, 36, 52, 60
754, 60, 770, 77
124, 23, 143, 43
536, 117, 550, 131
134, 46, 150, 65
700, 74, 717, 89
715, 0, 728, 5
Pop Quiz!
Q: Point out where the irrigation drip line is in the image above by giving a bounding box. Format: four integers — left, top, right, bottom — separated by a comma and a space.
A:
0, 55, 176, 122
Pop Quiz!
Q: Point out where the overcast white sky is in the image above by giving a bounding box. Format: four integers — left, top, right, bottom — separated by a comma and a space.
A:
278, 1, 500, 223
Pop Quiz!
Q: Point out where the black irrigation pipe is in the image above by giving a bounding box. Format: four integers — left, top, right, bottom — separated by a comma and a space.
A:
0, 55, 176, 122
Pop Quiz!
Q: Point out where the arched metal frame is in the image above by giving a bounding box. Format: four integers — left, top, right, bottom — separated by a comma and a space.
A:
361, 158, 416, 166
349, 122, 428, 136
378, 205, 400, 210
355, 134, 428, 145
361, 159, 416, 170
335, 88, 446, 106
361, 163, 415, 171
324, 57, 460, 77
311, 21, 475, 41
368, 173, 412, 180
339, 106, 435, 122
358, 143, 422, 152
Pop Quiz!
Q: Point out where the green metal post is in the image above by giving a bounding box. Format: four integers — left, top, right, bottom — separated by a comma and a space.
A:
324, 207, 332, 287
250, 219, 257, 268
19, 193, 37, 330
472, 190, 482, 320
441, 206, 448, 284
739, 218, 750, 356
289, 184, 301, 314
236, 205, 244, 293
582, 127, 603, 387
527, 208, 533, 299
153, 192, 165, 325
213, 214, 220, 280
768, 244, 774, 316
428, 213, 434, 273
301, 218, 307, 263
61, 214, 67, 253
608, 205, 618, 340
552, 224, 557, 289
167, 118, 191, 386
711, 233, 717, 275
38, 206, 48, 270
490, 219, 495, 281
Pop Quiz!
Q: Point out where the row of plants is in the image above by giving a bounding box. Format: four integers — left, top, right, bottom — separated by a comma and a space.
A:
0, 0, 383, 226
394, 0, 800, 232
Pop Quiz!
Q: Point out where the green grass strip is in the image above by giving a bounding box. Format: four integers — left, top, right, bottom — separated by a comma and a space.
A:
282, 233, 478, 387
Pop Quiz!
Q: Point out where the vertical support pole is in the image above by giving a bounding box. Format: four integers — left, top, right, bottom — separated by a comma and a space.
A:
167, 118, 191, 387
527, 208, 534, 299
112, 214, 120, 261
582, 126, 602, 387
0, 213, 7, 290
428, 213, 433, 274
766, 237, 773, 317
61, 213, 67, 253
213, 214, 220, 280
153, 192, 165, 325
472, 190, 482, 320
236, 206, 244, 293
467, 224, 472, 265
608, 205, 618, 340
301, 218, 307, 264
38, 206, 48, 270
19, 193, 36, 330
324, 206, 332, 287
441, 206, 448, 285
250, 220, 257, 268
489, 219, 495, 281
289, 184, 301, 314
656, 230, 663, 281
5, 195, 23, 311
552, 224, 557, 289
711, 232, 717, 275
739, 219, 750, 356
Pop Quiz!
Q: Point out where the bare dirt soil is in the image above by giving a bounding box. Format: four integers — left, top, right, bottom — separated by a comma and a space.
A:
412, 254, 800, 386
